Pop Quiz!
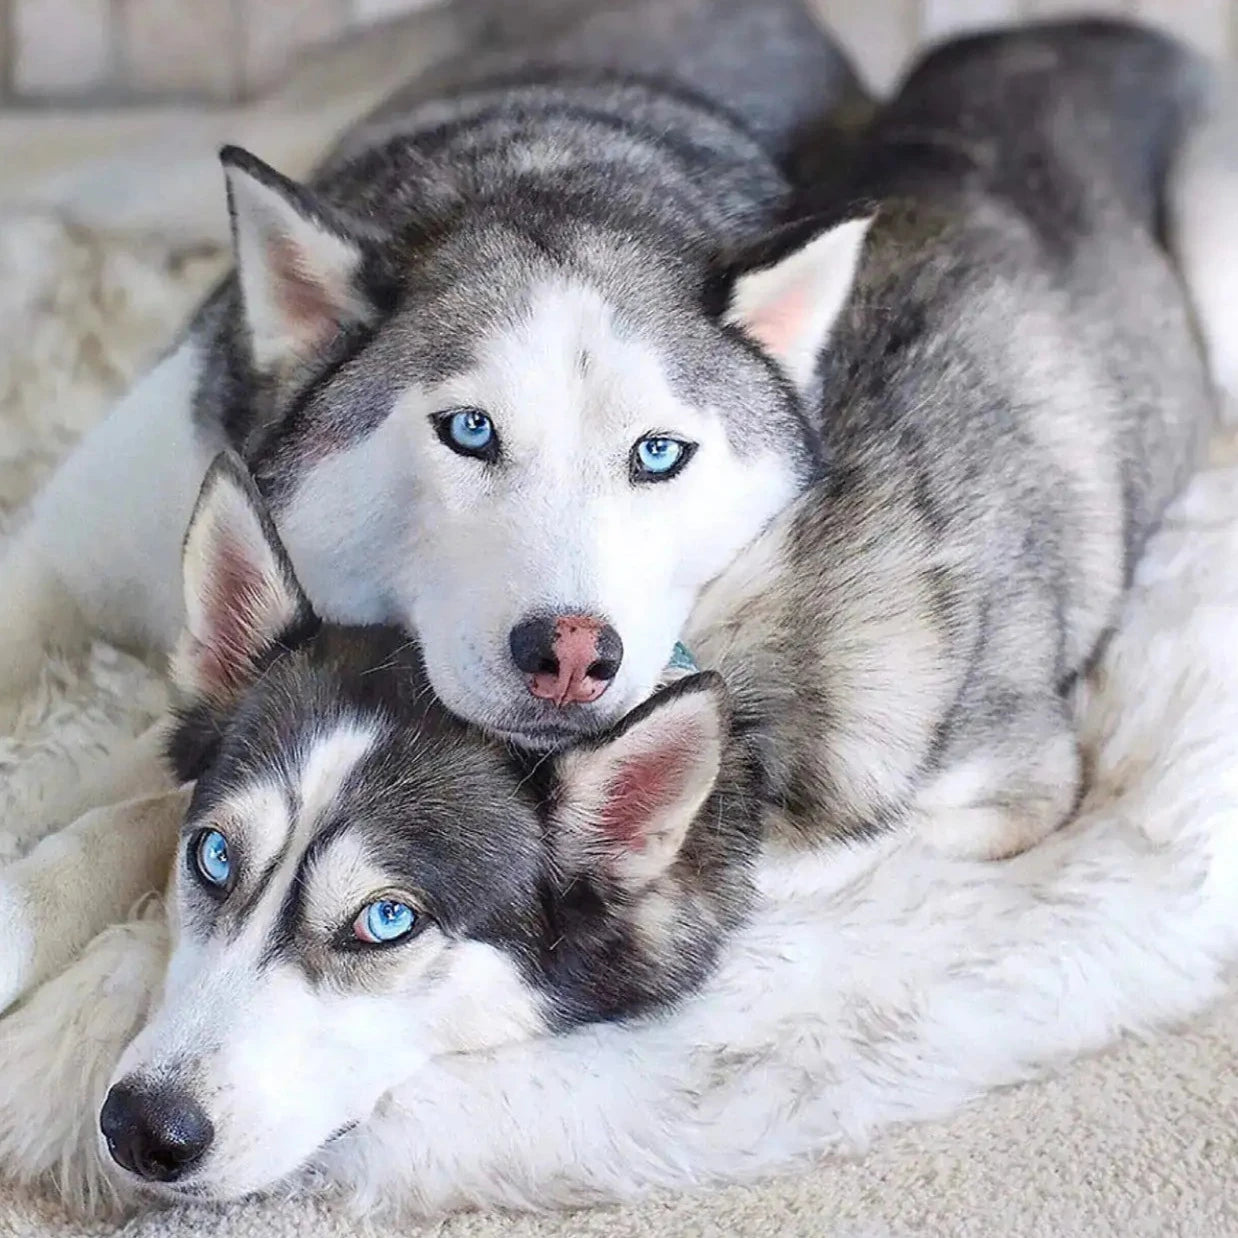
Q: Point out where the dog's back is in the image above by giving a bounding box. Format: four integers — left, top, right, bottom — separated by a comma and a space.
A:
869, 19, 1204, 235
689, 20, 1222, 860
347, 0, 869, 198
850, 18, 1212, 578
289, 0, 866, 274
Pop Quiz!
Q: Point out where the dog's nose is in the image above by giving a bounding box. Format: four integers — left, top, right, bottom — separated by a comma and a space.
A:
509, 613, 623, 706
100, 1080, 214, 1183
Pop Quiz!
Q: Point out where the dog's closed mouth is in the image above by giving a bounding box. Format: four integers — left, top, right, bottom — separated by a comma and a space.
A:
488, 720, 599, 748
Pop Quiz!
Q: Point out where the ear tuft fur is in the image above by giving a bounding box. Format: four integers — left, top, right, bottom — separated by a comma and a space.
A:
172, 452, 316, 707
221, 147, 374, 375
552, 673, 729, 891
726, 214, 873, 394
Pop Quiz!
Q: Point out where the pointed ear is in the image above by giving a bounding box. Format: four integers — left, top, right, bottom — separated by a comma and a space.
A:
726, 215, 872, 394
171, 452, 316, 705
221, 146, 376, 375
552, 673, 729, 891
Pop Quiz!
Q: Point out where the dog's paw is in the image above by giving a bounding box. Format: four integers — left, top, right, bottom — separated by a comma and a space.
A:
919, 803, 1060, 862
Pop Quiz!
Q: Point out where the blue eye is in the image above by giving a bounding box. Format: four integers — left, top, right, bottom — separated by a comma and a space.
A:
631, 435, 694, 482
354, 898, 418, 945
436, 408, 497, 460
194, 829, 231, 888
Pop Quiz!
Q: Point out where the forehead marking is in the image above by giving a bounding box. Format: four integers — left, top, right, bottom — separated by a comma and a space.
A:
298, 830, 390, 939
208, 723, 379, 948
296, 722, 379, 829
216, 781, 290, 876
254, 721, 381, 959
458, 280, 690, 440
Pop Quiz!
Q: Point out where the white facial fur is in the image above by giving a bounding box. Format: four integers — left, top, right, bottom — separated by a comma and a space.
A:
276, 279, 801, 740
104, 722, 544, 1201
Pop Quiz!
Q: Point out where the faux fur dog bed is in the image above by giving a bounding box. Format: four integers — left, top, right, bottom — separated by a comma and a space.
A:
1, 210, 1237, 1236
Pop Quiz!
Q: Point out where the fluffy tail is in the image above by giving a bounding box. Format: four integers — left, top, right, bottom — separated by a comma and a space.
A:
1168, 60, 1238, 409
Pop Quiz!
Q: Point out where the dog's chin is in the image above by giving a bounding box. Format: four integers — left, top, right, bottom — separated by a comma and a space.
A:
492, 711, 630, 750
482, 688, 647, 750
100, 1160, 212, 1206
489, 721, 590, 750
122, 1167, 306, 1208
138, 1178, 214, 1205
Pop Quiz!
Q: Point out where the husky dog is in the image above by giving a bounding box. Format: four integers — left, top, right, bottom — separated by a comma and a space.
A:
95, 453, 762, 1200
680, 19, 1237, 860
1, 0, 863, 752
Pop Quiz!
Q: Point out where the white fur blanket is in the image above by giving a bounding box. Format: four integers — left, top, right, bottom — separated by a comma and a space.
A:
1, 210, 1237, 1230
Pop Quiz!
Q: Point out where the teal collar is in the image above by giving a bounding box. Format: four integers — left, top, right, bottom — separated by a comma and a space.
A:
667, 641, 699, 674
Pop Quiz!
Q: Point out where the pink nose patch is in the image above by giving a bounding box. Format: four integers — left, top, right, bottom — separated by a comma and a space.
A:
527, 616, 611, 707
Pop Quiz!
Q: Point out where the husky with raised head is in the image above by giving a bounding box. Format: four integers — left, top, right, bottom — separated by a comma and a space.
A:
95, 453, 763, 1201
682, 18, 1237, 860
0, 0, 864, 1006
1, 0, 863, 748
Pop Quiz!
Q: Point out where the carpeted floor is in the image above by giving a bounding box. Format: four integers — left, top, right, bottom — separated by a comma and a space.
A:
1, 12, 1236, 1238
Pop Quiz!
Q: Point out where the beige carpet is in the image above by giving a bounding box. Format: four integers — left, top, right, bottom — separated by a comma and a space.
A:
1, 14, 1236, 1238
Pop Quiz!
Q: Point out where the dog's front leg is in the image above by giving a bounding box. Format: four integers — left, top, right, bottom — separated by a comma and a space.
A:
0, 786, 189, 1014
0, 335, 222, 725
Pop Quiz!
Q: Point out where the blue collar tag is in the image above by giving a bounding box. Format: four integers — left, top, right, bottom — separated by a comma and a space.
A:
667, 641, 699, 674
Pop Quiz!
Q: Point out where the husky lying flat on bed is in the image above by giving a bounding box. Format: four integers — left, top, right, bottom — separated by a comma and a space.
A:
95, 453, 765, 1199
67, 19, 1235, 1205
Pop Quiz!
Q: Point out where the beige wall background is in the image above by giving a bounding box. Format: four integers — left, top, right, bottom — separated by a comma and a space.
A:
0, 0, 1234, 107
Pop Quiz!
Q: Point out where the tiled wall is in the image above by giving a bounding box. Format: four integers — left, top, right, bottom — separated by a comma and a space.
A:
0, 0, 1234, 105
1, 0, 439, 103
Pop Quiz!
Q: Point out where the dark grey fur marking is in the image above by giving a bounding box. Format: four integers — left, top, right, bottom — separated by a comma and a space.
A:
688, 19, 1218, 858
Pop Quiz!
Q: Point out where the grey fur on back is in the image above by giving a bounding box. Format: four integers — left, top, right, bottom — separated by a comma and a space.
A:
688, 20, 1219, 860
348, 0, 870, 195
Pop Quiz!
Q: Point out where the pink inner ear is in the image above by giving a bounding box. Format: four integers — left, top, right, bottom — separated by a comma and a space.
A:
744, 282, 809, 359
270, 236, 341, 351
599, 744, 693, 850
196, 534, 267, 695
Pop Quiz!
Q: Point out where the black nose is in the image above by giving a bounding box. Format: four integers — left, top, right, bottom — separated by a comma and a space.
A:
509, 615, 559, 676
100, 1080, 214, 1183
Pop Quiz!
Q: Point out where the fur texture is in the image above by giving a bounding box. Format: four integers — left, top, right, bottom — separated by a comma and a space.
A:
685, 21, 1231, 862
1, 212, 1237, 1223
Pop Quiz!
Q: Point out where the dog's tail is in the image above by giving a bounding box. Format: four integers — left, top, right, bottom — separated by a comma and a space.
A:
1167, 57, 1238, 414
